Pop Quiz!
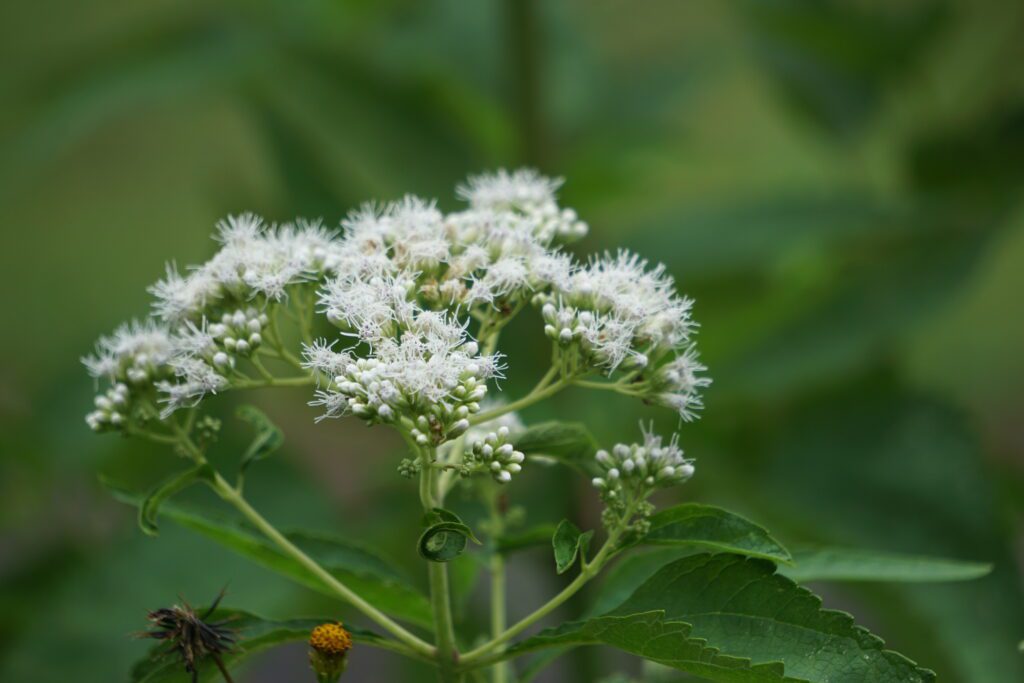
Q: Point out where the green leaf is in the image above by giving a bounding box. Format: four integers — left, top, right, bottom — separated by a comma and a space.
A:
781, 546, 992, 583
235, 404, 284, 474
418, 508, 481, 563
108, 486, 433, 628
590, 548, 697, 618
516, 553, 937, 682
552, 519, 594, 575
131, 608, 382, 682
137, 465, 213, 537
512, 421, 599, 471
638, 504, 792, 564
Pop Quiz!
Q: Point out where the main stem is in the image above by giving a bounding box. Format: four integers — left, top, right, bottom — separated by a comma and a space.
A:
208, 471, 434, 658
487, 490, 509, 683
419, 448, 461, 682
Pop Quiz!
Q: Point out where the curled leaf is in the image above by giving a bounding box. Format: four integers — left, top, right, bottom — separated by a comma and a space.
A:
552, 519, 594, 574
236, 404, 284, 474
418, 508, 481, 563
138, 464, 213, 537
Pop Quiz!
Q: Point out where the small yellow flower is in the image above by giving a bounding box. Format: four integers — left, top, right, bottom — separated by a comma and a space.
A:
309, 622, 352, 656
309, 622, 351, 682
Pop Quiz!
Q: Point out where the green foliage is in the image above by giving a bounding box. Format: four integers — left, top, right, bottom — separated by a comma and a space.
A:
637, 503, 792, 564
131, 609, 380, 682
516, 553, 936, 683
511, 421, 599, 472
781, 546, 993, 583
494, 523, 559, 555
551, 519, 593, 575
234, 404, 284, 476
111, 487, 433, 628
137, 465, 213, 537
418, 508, 481, 563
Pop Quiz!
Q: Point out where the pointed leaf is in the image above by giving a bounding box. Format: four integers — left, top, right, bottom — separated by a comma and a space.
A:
235, 404, 284, 474
552, 519, 594, 575
138, 464, 213, 537
781, 546, 992, 583
638, 504, 792, 564
514, 553, 937, 683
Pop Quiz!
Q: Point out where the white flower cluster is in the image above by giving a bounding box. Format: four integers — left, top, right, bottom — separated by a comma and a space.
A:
536, 250, 709, 420
149, 215, 338, 324
84, 169, 710, 448
466, 425, 526, 483
305, 314, 501, 444
591, 426, 695, 502
84, 217, 337, 431
84, 321, 176, 431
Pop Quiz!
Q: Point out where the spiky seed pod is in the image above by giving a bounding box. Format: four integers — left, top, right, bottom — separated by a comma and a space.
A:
138, 590, 237, 683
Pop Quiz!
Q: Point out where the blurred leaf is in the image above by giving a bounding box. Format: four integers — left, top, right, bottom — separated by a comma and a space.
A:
755, 379, 1024, 681
495, 523, 559, 555
514, 553, 936, 682
418, 507, 480, 563
235, 404, 283, 476
130, 608, 382, 683
138, 464, 213, 537
741, 0, 945, 137
109, 486, 433, 628
781, 546, 992, 583
551, 519, 593, 575
513, 421, 599, 472
636, 503, 791, 564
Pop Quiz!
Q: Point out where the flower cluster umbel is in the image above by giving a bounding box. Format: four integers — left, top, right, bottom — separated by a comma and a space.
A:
84, 169, 709, 487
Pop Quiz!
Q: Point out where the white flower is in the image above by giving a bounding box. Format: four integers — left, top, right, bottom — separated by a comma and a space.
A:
458, 169, 563, 214
592, 424, 694, 497
157, 357, 228, 417
83, 320, 175, 382
319, 273, 417, 342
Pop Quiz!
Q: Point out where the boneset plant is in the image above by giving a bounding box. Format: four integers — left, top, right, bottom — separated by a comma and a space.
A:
87, 170, 989, 683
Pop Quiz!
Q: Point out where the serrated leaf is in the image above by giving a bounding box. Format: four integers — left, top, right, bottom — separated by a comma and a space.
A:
138, 465, 213, 537
781, 546, 992, 583
552, 519, 593, 575
418, 508, 481, 563
107, 486, 432, 628
512, 421, 599, 471
516, 553, 937, 683
131, 608, 382, 683
235, 404, 284, 474
638, 504, 792, 564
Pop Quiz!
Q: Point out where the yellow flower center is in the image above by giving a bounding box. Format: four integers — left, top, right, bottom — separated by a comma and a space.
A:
309, 622, 352, 656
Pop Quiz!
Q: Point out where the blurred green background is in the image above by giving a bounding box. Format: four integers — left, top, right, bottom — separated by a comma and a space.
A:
2, 0, 1023, 681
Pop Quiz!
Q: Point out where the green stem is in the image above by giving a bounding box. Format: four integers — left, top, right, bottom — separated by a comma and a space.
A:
460, 503, 635, 667
232, 375, 315, 389
486, 490, 508, 683
419, 448, 461, 681
469, 376, 570, 426
206, 470, 434, 658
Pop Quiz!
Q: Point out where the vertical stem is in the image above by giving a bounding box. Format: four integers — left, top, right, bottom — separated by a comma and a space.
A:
420, 449, 461, 681
506, 0, 544, 166
487, 490, 509, 683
